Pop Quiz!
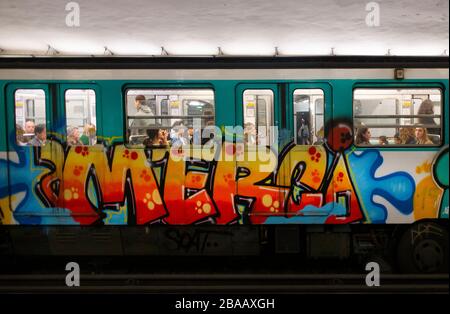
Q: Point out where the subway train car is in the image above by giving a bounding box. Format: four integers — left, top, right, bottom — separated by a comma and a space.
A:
0, 56, 448, 273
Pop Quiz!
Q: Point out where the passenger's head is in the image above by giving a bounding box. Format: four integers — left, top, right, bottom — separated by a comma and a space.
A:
146, 129, 159, 143
356, 126, 371, 144
134, 95, 146, 109
378, 136, 388, 145
418, 99, 434, 114
67, 126, 80, 139
415, 127, 430, 143
394, 133, 402, 145
34, 124, 46, 141
158, 129, 168, 139
171, 121, 185, 136
399, 127, 415, 142
25, 120, 35, 134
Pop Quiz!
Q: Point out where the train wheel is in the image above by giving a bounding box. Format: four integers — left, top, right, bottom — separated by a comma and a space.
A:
397, 222, 448, 273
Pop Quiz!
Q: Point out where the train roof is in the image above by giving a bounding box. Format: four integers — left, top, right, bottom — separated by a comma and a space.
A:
0, 56, 448, 70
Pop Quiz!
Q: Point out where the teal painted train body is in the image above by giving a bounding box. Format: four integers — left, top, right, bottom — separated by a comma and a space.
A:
0, 62, 448, 226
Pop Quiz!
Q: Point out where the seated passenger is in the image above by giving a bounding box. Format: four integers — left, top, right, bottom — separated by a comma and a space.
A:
24, 120, 35, 135
175, 126, 189, 146
67, 126, 82, 146
399, 128, 416, 145
29, 124, 46, 146
355, 127, 371, 145
158, 129, 169, 146
378, 136, 388, 145
415, 127, 433, 145
170, 121, 183, 142
80, 124, 96, 145
171, 122, 188, 146
143, 129, 160, 147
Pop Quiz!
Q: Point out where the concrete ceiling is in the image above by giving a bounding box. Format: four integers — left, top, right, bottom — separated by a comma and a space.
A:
0, 0, 448, 56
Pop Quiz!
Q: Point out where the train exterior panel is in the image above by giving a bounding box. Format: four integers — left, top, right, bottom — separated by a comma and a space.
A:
0, 63, 448, 226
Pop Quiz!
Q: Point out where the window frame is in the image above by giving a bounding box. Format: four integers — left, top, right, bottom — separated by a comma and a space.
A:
63, 88, 98, 146
352, 84, 445, 149
292, 88, 325, 145
123, 85, 216, 148
242, 88, 276, 146
13, 87, 49, 147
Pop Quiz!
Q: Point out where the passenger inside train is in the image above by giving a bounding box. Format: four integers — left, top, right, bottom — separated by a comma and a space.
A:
29, 124, 46, 146
126, 89, 215, 147
353, 89, 442, 146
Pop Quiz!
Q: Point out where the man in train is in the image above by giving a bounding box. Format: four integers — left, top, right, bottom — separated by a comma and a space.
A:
130, 95, 155, 144
19, 120, 36, 144
24, 120, 35, 134
29, 124, 46, 146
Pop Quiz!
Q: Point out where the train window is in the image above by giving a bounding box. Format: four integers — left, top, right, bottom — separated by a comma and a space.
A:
125, 88, 215, 147
65, 89, 97, 146
14, 89, 47, 146
293, 89, 324, 145
243, 89, 274, 145
353, 88, 442, 146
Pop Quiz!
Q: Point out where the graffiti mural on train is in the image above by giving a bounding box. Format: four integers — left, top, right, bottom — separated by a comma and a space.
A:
0, 123, 447, 225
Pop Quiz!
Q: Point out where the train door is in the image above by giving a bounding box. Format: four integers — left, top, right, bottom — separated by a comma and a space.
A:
282, 83, 332, 219
57, 84, 102, 225
235, 83, 283, 223
5, 83, 58, 224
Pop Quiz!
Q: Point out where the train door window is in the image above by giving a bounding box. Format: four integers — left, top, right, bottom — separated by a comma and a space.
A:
293, 89, 324, 145
65, 89, 97, 146
125, 88, 215, 147
353, 88, 442, 146
243, 89, 274, 145
14, 89, 47, 146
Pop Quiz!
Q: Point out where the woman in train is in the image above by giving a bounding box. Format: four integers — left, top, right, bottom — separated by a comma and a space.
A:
143, 129, 160, 147
158, 129, 169, 146
355, 126, 371, 145
378, 135, 389, 145
399, 127, 416, 145
67, 126, 83, 146
415, 127, 434, 145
